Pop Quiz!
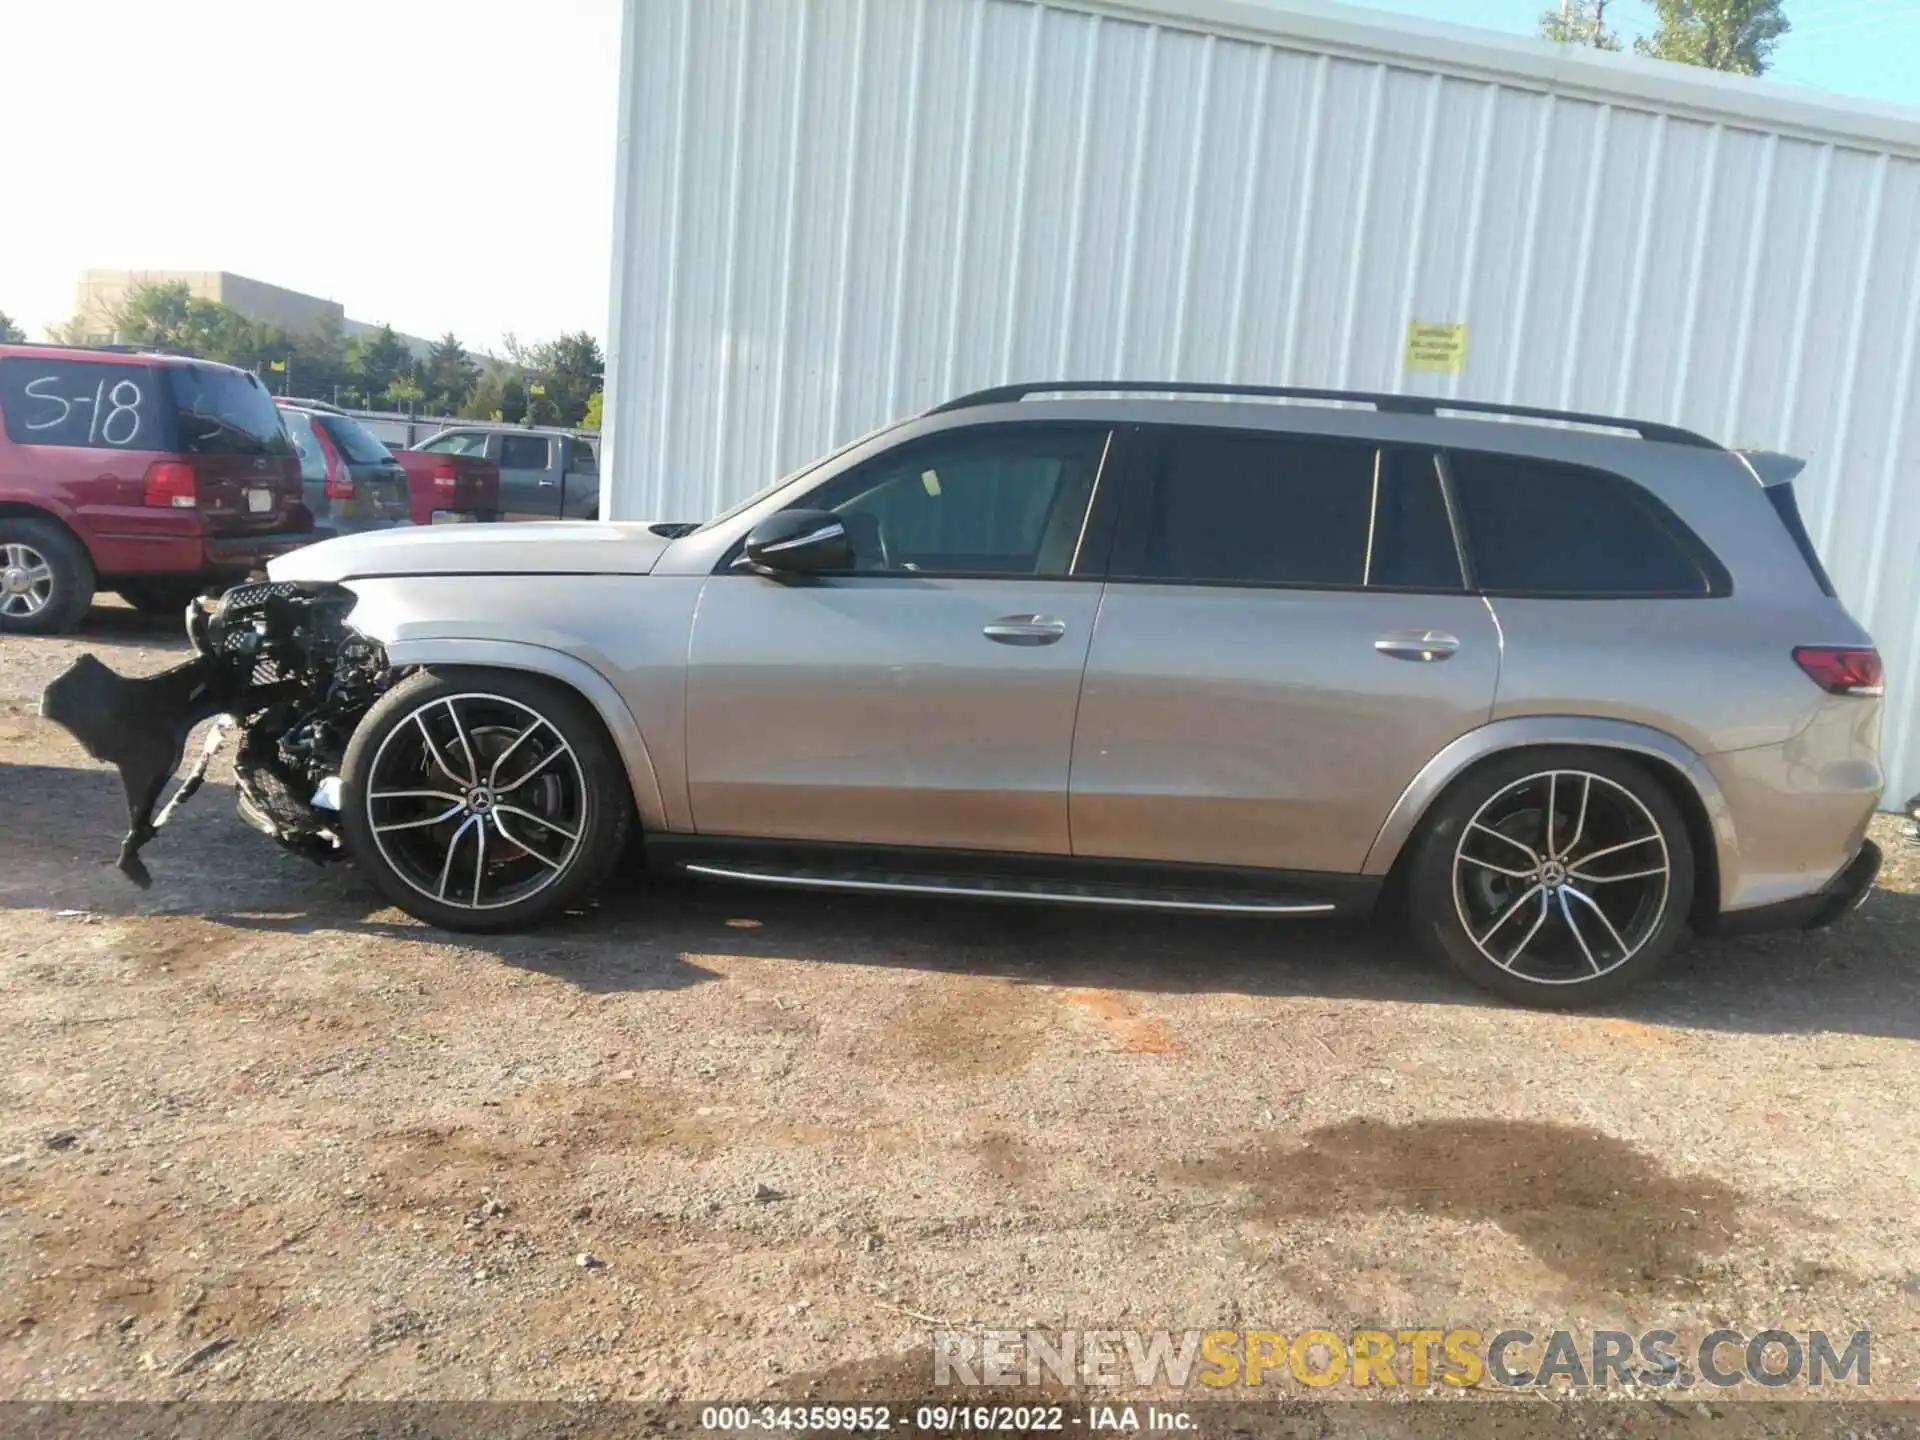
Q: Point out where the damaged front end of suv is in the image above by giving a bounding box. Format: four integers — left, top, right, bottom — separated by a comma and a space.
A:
39, 581, 396, 885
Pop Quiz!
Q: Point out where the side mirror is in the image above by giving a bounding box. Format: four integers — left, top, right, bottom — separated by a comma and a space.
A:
742, 509, 853, 575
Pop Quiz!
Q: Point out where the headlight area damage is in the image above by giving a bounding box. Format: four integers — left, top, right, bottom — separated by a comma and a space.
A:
38, 581, 394, 886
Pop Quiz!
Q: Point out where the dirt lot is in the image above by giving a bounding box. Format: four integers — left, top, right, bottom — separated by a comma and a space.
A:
3, 602, 1919, 1422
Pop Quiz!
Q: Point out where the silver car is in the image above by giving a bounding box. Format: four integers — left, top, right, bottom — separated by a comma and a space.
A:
43, 383, 1885, 1006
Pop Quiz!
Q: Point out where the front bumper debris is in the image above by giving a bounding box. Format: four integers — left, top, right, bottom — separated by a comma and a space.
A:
37, 580, 390, 887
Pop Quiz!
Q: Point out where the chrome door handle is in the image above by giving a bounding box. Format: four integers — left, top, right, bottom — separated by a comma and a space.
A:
1374, 629, 1460, 662
984, 614, 1067, 646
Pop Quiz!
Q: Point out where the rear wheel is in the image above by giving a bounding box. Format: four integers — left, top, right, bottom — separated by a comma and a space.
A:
116, 578, 212, 616
0, 518, 94, 635
339, 668, 634, 932
1406, 748, 1693, 1007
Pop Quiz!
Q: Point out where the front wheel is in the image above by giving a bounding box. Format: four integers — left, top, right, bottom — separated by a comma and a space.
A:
1405, 748, 1693, 1007
339, 667, 633, 932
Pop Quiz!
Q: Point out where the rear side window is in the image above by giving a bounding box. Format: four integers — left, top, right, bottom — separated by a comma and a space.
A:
318, 415, 393, 465
419, 432, 488, 456
500, 434, 550, 470
167, 364, 294, 457
0, 357, 166, 450
1446, 451, 1722, 597
1120, 430, 1462, 590
567, 438, 598, 474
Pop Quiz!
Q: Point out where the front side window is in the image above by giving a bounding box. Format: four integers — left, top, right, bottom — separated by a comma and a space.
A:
1446, 451, 1721, 596
800, 426, 1110, 575
500, 434, 551, 470
1122, 430, 1461, 590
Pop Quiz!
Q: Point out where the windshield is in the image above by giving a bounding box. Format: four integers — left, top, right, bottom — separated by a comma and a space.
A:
694, 416, 915, 531
318, 414, 394, 465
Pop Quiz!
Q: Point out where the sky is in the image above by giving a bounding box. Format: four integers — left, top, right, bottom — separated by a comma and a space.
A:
0, 0, 1912, 352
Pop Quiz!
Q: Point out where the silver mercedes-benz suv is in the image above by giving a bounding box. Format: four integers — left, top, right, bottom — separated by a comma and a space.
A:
44, 382, 1885, 1006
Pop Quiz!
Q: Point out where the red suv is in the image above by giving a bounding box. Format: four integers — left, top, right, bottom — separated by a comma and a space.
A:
0, 345, 311, 633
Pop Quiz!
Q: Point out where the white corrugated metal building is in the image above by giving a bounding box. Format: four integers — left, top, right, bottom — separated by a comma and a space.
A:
603, 0, 1920, 802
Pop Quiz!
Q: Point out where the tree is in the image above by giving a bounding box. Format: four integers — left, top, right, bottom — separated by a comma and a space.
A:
518, 331, 604, 427
386, 374, 425, 414
1540, 0, 1622, 50
420, 333, 482, 415
1634, 0, 1788, 75
582, 388, 603, 432
0, 312, 24, 343
345, 325, 410, 409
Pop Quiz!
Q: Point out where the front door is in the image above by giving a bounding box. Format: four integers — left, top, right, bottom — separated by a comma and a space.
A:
497, 432, 558, 519
684, 423, 1116, 854
1069, 428, 1501, 875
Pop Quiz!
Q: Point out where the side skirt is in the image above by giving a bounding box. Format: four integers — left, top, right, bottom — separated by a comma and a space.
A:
642, 835, 1380, 918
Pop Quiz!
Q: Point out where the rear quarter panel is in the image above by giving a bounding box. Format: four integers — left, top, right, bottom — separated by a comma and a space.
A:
1486, 443, 1883, 909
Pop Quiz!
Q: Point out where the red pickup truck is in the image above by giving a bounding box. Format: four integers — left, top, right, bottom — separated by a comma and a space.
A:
388, 446, 501, 526
0, 345, 310, 632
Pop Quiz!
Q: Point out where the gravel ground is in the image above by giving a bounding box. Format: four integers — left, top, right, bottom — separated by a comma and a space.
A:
3, 600, 1919, 1423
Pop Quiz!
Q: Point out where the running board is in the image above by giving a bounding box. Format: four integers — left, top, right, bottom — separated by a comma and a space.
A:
678, 862, 1341, 915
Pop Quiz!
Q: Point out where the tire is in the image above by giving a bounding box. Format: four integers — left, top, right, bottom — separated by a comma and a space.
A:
1405, 747, 1694, 1008
116, 579, 212, 616
339, 667, 634, 932
0, 516, 95, 635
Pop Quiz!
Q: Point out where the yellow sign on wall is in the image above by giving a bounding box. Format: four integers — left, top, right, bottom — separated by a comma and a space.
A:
1404, 322, 1469, 374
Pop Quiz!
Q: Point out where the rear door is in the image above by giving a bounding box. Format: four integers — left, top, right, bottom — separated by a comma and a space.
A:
1068, 426, 1500, 875
496, 432, 557, 519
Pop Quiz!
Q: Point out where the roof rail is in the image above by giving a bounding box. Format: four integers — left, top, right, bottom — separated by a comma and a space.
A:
927, 381, 1721, 449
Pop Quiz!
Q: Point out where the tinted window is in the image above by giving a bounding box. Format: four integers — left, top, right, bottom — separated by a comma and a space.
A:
567, 438, 597, 474
805, 426, 1109, 575
319, 415, 393, 465
282, 410, 327, 482
167, 364, 294, 457
1132, 431, 1374, 587
501, 434, 550, 470
1370, 449, 1464, 590
0, 358, 165, 450
1447, 451, 1718, 596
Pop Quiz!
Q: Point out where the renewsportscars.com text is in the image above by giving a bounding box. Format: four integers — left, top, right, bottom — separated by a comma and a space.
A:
932, 1327, 1872, 1390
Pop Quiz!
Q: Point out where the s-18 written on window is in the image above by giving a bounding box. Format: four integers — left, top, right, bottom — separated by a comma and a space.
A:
0, 359, 159, 450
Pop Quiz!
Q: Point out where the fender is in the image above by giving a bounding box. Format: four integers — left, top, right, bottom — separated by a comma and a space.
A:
1361, 715, 1741, 911
380, 636, 671, 834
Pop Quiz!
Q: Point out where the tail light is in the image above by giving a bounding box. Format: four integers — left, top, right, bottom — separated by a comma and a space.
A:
143, 461, 198, 508
431, 461, 459, 492
1793, 646, 1884, 697
314, 423, 354, 500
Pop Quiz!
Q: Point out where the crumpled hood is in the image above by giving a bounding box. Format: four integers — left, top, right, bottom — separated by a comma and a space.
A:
268, 521, 675, 584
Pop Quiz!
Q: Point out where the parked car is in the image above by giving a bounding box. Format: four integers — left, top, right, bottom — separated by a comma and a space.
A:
411, 426, 598, 519
42, 382, 1884, 1007
389, 446, 502, 526
275, 404, 411, 536
0, 344, 309, 631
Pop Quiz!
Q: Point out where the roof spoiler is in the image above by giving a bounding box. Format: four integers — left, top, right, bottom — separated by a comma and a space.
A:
1734, 450, 1807, 487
